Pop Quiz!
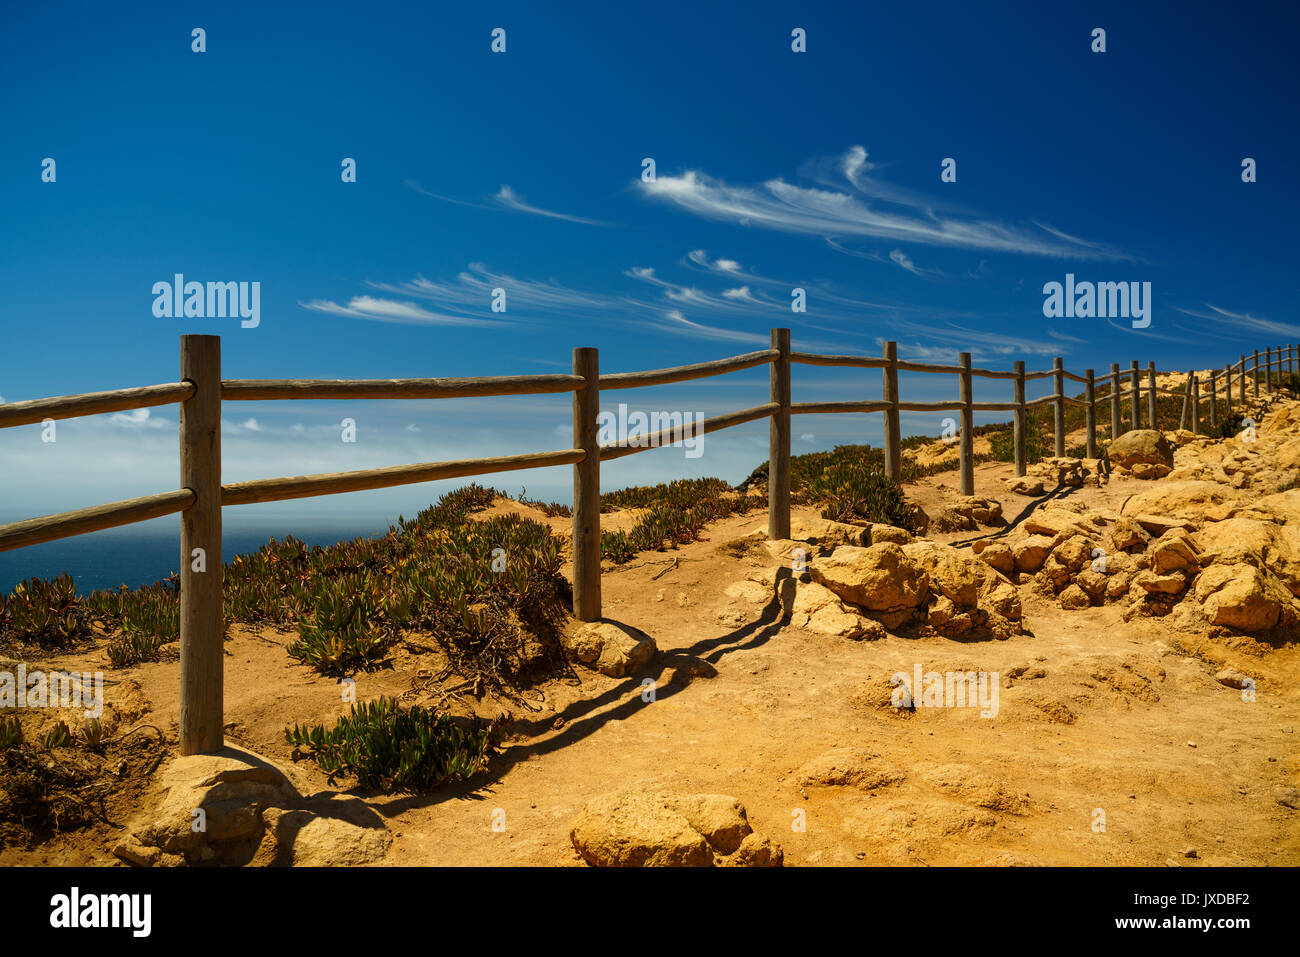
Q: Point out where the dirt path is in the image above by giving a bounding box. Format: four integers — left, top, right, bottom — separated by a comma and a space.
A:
9, 418, 1300, 867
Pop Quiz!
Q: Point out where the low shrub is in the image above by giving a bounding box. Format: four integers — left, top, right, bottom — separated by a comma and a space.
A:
0, 574, 92, 654
285, 696, 500, 792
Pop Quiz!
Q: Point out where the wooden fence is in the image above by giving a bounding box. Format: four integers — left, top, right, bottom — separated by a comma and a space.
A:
0, 332, 1295, 754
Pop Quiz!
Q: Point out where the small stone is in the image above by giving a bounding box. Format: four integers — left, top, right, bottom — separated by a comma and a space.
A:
1183, 847, 1198, 859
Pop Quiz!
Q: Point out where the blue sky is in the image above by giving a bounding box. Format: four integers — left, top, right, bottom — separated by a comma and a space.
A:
2, 0, 1298, 523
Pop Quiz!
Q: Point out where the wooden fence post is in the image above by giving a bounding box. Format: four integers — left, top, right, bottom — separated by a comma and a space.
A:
1146, 362, 1158, 430
768, 328, 791, 539
1013, 360, 1027, 477
1110, 362, 1122, 439
1240, 354, 1247, 403
882, 341, 901, 483
1225, 364, 1232, 411
179, 334, 223, 756
1053, 357, 1065, 457
1254, 349, 1260, 396
959, 352, 974, 495
1085, 369, 1097, 458
571, 347, 601, 622
1192, 373, 1201, 433
1209, 370, 1218, 430
1179, 371, 1191, 431
1130, 360, 1141, 430
1267, 347, 1273, 391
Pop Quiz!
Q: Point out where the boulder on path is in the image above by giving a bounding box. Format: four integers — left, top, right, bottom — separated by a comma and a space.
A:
789, 581, 884, 640
564, 621, 657, 677
1108, 430, 1174, 470
809, 543, 929, 618
1120, 481, 1239, 523
1193, 563, 1287, 632
570, 789, 781, 867
112, 746, 391, 867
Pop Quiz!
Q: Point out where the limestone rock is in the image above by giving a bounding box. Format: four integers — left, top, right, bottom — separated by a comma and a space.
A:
789, 581, 881, 639
809, 543, 929, 615
1120, 481, 1239, 522
1013, 535, 1055, 573
1109, 430, 1174, 470
114, 747, 391, 867
977, 542, 1015, 574
567, 621, 657, 677
570, 789, 779, 867
1194, 563, 1286, 632
794, 747, 905, 790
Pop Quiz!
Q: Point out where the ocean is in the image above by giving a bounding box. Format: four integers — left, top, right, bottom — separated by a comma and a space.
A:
0, 514, 402, 595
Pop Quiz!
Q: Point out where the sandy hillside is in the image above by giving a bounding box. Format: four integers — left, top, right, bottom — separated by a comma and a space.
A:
5, 395, 1300, 867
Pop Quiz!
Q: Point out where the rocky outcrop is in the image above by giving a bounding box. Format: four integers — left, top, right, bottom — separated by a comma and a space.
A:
563, 621, 657, 677
930, 497, 1004, 532
794, 747, 905, 790
570, 789, 782, 866
809, 543, 929, 628
112, 747, 391, 867
1108, 430, 1174, 477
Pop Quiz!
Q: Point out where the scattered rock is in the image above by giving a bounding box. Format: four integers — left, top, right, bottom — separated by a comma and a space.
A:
794, 747, 905, 791
1108, 430, 1174, 470
569, 789, 780, 866
809, 543, 929, 618
566, 621, 657, 677
114, 747, 391, 867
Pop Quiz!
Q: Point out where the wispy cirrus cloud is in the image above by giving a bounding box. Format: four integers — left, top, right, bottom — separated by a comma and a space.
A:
492, 185, 610, 226
300, 294, 506, 327
640, 146, 1124, 260
1173, 304, 1300, 340
405, 179, 609, 226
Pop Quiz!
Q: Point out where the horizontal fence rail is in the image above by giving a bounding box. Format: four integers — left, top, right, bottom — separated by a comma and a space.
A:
0, 332, 1295, 754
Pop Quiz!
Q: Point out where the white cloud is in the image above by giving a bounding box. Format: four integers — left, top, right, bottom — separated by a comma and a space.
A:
492, 185, 610, 226
641, 147, 1123, 259
300, 295, 506, 327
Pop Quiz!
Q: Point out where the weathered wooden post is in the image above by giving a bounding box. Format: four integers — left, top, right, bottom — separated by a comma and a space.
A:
1225, 364, 1233, 411
1013, 360, 1027, 477
179, 334, 223, 756
1254, 349, 1260, 396
1110, 362, 1122, 439
1240, 354, 1247, 404
959, 352, 974, 495
882, 341, 901, 483
1085, 369, 1097, 458
572, 347, 601, 622
1146, 362, 1158, 429
1209, 369, 1218, 430
768, 328, 791, 539
1052, 357, 1065, 457
1130, 360, 1141, 430
1267, 347, 1274, 391
1179, 371, 1191, 431
1192, 373, 1201, 433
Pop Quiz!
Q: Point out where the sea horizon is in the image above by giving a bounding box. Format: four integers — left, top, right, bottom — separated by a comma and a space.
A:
0, 512, 411, 595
